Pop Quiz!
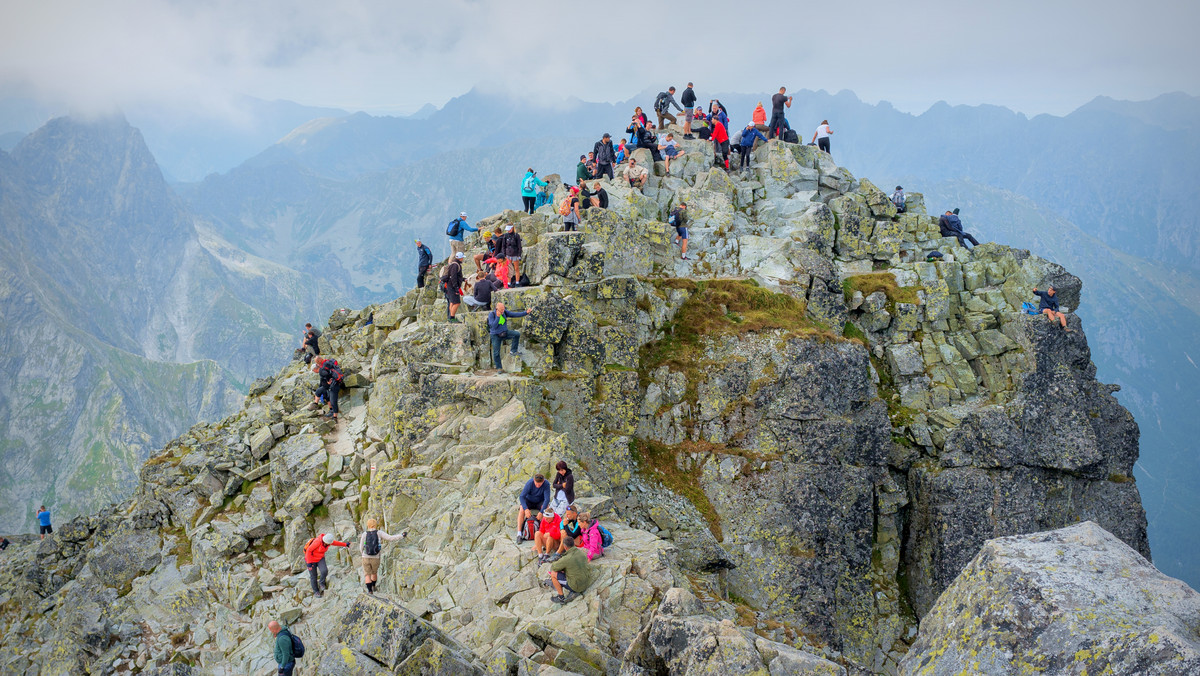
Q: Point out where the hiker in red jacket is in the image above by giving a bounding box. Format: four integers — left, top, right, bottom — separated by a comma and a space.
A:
711, 118, 730, 169
305, 533, 348, 598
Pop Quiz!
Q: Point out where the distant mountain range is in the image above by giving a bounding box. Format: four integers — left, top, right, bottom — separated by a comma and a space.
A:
1, 87, 1196, 588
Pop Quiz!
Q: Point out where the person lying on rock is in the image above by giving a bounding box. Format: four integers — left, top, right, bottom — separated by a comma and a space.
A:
1032, 285, 1073, 332
547, 536, 593, 604
360, 518, 406, 595
533, 507, 562, 563
304, 533, 349, 598
550, 506, 582, 562
517, 473, 551, 542
577, 513, 604, 560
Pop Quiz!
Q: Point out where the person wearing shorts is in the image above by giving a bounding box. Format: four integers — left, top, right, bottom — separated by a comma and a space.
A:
37, 505, 51, 539
359, 519, 405, 594
669, 203, 690, 260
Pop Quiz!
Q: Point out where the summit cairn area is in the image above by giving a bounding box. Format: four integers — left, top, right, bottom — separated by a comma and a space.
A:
0, 119, 1168, 675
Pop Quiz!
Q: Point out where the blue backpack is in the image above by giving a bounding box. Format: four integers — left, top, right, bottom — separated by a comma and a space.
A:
446, 219, 463, 237
522, 174, 537, 193
598, 523, 614, 548
1022, 302, 1040, 316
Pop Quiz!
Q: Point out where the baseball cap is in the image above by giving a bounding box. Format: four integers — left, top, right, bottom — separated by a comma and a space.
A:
455, 251, 465, 259
460, 211, 467, 218
505, 224, 514, 231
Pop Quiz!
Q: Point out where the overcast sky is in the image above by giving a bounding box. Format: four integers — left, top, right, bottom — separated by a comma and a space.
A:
2, 0, 1197, 119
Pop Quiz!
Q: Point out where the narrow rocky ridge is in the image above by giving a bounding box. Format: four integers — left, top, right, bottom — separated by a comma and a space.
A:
0, 130, 1156, 675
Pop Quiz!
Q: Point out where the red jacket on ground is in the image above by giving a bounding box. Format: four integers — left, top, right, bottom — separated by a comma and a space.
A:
305, 535, 349, 564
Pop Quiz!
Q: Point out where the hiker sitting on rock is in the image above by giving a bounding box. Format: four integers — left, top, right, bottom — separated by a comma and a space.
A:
581, 181, 608, 210
626, 118, 662, 161
1032, 285, 1072, 332
517, 473, 551, 542
474, 230, 500, 273
938, 209, 980, 249
547, 536, 593, 604
360, 518, 406, 595
487, 301, 530, 371
658, 133, 680, 173
304, 533, 349, 598
551, 505, 583, 562
615, 139, 628, 165
533, 507, 562, 563
577, 513, 604, 560
463, 272, 494, 311
891, 186, 907, 213
623, 157, 648, 191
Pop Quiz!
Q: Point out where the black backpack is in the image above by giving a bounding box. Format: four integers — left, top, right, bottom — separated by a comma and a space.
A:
364, 530, 381, 556
654, 92, 669, 113
286, 629, 305, 659
446, 219, 462, 237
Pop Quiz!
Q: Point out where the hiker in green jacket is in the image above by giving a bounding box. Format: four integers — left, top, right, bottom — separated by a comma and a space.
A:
546, 536, 593, 604
269, 620, 296, 676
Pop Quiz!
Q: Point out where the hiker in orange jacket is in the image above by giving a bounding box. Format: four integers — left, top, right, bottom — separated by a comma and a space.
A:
305, 533, 348, 597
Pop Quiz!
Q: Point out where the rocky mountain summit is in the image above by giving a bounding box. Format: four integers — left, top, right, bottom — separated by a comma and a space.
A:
0, 134, 1176, 675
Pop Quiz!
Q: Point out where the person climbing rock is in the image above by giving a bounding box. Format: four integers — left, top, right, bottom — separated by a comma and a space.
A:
938, 210, 980, 249
488, 301, 531, 371
1032, 286, 1073, 332
474, 230, 500, 273
577, 513, 604, 560
551, 505, 582, 562
315, 357, 345, 421
547, 536, 592, 604
36, 506, 51, 539
446, 211, 477, 264
532, 507, 562, 563
680, 82, 697, 138
500, 224, 523, 283
304, 533, 348, 598
360, 519, 406, 594
891, 187, 907, 213
415, 239, 433, 289
753, 101, 767, 129
441, 252, 465, 322
669, 202, 690, 260
768, 87, 793, 139
738, 123, 767, 169
520, 169, 548, 214
517, 473, 551, 540
301, 328, 320, 365
593, 134, 616, 180
654, 86, 683, 130
811, 119, 833, 154
269, 620, 297, 676
622, 157, 648, 191
463, 272, 494, 311
710, 117, 730, 169
552, 460, 575, 505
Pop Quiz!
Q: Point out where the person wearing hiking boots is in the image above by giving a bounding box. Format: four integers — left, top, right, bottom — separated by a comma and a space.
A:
36, 505, 51, 539
711, 117, 730, 169
547, 536, 592, 604
269, 621, 297, 676
446, 211, 477, 264
500, 224, 524, 284
316, 357, 345, 421
938, 209, 980, 249
517, 473, 551, 541
654, 87, 683, 130
658, 133, 680, 173
441, 251, 466, 323
738, 123, 768, 169
680, 82, 697, 138
360, 519, 406, 595
768, 87, 793, 138
520, 168, 548, 214
552, 460, 576, 505
463, 272, 494, 311
670, 203, 690, 260
532, 507, 562, 562
415, 239, 433, 289
488, 301, 531, 371
891, 186, 907, 213
1032, 285, 1073, 332
623, 157, 648, 191
305, 533, 348, 598
577, 512, 604, 560
811, 119, 833, 154
593, 134, 616, 180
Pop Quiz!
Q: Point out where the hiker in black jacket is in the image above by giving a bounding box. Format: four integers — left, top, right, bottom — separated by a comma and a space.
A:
441, 252, 465, 323
500, 224, 523, 285
415, 239, 433, 289
314, 357, 345, 421
938, 210, 980, 249
626, 119, 663, 161
680, 83, 697, 139
593, 134, 616, 180
654, 87, 683, 130
302, 330, 320, 364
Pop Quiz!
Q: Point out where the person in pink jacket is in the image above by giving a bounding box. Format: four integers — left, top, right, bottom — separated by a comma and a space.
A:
577, 513, 604, 561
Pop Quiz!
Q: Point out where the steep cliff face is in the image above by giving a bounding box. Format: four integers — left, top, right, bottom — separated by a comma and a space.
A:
0, 134, 1159, 675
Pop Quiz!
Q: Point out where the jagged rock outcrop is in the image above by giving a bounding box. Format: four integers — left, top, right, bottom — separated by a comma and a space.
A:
0, 127, 1168, 675
900, 522, 1200, 675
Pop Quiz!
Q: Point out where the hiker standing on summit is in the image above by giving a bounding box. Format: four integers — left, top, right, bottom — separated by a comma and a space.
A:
500, 224, 524, 284
441, 252, 466, 323
36, 505, 51, 539
415, 239, 432, 289
360, 519, 406, 595
446, 211, 477, 263
593, 134, 616, 180
680, 83, 697, 139
768, 87, 793, 139
654, 87, 683, 130
812, 119, 833, 154
520, 169, 548, 214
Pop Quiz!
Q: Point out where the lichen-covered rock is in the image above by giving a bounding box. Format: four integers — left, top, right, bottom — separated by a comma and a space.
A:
901, 522, 1200, 676
270, 433, 327, 505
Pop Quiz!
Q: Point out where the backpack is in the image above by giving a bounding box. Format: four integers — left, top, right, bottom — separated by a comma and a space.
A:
289, 630, 306, 659
324, 360, 344, 382
446, 219, 462, 237
1022, 302, 1041, 316
782, 129, 800, 144
668, 211, 678, 227
598, 523, 614, 548
697, 127, 711, 140
558, 198, 572, 216
364, 530, 381, 556
522, 516, 539, 542
654, 92, 669, 113
522, 174, 536, 193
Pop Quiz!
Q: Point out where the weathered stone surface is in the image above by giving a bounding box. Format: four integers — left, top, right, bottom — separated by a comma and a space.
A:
332, 594, 481, 671
249, 426, 275, 460
901, 522, 1200, 676
270, 433, 327, 505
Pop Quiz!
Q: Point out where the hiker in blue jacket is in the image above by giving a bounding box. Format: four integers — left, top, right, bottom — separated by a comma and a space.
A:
446, 211, 478, 263
1032, 286, 1072, 332
487, 301, 532, 371
737, 124, 767, 169
938, 209, 980, 249
520, 169, 548, 214
415, 239, 432, 289
516, 473, 552, 540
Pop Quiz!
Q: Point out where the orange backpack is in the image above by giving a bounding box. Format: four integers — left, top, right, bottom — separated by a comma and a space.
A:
558, 198, 571, 216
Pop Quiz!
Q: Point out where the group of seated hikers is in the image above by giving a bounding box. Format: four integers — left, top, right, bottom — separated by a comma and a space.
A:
516, 462, 611, 604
